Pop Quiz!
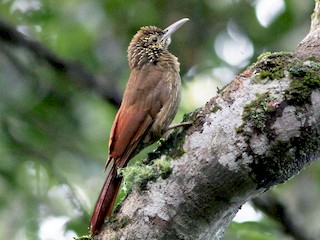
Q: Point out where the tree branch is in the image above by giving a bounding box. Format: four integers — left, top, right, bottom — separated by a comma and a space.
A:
0, 18, 122, 107
295, 0, 320, 60
252, 194, 315, 240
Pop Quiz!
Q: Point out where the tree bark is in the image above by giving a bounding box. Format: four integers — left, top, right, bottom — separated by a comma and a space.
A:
95, 2, 320, 239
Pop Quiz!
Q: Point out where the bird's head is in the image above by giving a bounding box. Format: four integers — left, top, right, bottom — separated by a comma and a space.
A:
128, 18, 189, 69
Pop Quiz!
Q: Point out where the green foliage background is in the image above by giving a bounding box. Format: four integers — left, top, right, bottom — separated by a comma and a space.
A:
0, 0, 319, 239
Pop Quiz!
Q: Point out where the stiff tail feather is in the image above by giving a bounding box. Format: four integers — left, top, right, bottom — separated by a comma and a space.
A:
89, 163, 122, 235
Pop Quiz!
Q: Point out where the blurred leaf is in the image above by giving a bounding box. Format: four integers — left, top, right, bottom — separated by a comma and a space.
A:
224, 221, 280, 240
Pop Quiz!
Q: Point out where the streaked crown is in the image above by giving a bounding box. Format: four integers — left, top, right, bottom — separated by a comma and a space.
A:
127, 26, 169, 69
127, 18, 189, 69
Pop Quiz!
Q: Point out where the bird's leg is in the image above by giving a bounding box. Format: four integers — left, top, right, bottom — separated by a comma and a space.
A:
167, 121, 192, 131
166, 109, 206, 132
161, 121, 191, 140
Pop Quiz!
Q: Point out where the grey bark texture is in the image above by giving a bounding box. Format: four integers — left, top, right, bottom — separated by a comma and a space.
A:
96, 2, 320, 239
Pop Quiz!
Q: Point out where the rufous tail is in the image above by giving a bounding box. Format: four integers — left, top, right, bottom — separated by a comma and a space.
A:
89, 163, 122, 235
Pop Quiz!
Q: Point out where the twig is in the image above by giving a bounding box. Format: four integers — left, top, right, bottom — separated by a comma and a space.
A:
0, 18, 122, 107
252, 194, 315, 240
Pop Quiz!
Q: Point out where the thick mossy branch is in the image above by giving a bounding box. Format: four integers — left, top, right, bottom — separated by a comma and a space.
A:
237, 53, 320, 137
235, 53, 320, 188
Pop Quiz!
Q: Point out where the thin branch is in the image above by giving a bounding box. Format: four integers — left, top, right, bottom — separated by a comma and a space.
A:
310, 0, 320, 32
252, 194, 316, 240
0, 18, 122, 107
295, 1, 320, 60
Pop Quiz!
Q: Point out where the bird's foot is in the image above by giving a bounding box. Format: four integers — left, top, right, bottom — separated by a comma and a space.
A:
167, 121, 192, 131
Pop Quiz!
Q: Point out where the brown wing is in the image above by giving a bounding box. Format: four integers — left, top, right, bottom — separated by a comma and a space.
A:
106, 65, 170, 169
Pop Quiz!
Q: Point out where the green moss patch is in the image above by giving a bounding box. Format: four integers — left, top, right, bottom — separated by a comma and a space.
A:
211, 104, 222, 113
120, 156, 172, 191
250, 127, 320, 188
286, 61, 320, 105
237, 92, 277, 134
254, 52, 293, 81
238, 53, 320, 135
106, 215, 131, 230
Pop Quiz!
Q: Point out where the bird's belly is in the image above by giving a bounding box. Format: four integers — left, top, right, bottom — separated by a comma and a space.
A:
151, 79, 181, 137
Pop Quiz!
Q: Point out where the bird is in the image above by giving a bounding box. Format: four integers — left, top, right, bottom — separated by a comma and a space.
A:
89, 18, 189, 235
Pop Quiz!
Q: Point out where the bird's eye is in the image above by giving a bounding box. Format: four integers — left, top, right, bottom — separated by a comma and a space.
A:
152, 37, 158, 42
